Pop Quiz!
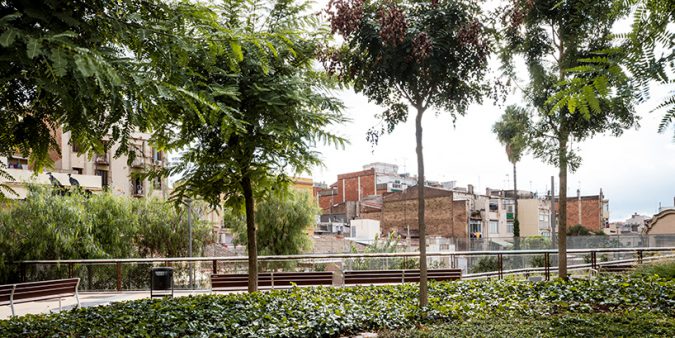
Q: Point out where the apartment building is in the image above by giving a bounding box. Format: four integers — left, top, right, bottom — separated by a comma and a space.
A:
1, 129, 168, 199
517, 198, 553, 237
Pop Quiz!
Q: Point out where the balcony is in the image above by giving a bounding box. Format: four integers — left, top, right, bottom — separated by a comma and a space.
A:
94, 153, 109, 165
131, 157, 145, 168
0, 169, 103, 199
131, 183, 144, 197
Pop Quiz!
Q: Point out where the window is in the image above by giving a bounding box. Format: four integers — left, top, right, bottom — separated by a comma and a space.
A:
507, 221, 514, 234
95, 170, 108, 188
132, 177, 143, 195
72, 168, 83, 175
152, 149, 163, 162
8, 157, 28, 169
489, 199, 499, 211
153, 177, 162, 189
72, 142, 81, 153
489, 220, 499, 234
469, 220, 482, 235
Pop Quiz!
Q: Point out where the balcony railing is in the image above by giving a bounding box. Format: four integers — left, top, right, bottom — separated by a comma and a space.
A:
94, 154, 109, 165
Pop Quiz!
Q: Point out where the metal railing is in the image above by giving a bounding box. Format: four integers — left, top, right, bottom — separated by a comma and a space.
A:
18, 246, 675, 292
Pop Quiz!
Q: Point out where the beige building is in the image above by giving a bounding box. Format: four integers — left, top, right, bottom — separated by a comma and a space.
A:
1, 129, 168, 199
517, 198, 552, 237
644, 208, 675, 235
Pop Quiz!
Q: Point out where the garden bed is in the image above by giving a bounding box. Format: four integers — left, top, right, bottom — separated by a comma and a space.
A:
1, 275, 673, 337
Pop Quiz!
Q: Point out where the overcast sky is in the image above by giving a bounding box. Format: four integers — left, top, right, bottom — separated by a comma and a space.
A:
308, 79, 674, 223
305, 0, 674, 222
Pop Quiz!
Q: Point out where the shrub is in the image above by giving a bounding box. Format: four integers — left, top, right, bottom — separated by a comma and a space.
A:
0, 275, 672, 337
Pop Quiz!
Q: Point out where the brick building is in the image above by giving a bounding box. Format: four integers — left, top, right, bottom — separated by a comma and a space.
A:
554, 189, 609, 232
359, 186, 468, 238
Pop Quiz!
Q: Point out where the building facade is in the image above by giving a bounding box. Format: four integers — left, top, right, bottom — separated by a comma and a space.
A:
517, 198, 553, 237
1, 129, 168, 199
554, 189, 609, 232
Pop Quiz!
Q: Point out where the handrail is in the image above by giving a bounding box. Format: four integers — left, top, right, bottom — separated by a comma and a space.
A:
18, 246, 675, 265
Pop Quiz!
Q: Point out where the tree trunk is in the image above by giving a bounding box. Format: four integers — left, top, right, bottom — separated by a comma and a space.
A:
513, 161, 519, 237
415, 106, 428, 307
242, 175, 258, 292
557, 130, 569, 279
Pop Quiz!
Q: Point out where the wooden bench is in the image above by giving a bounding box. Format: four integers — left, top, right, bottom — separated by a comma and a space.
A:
344, 269, 462, 285
0, 278, 80, 316
211, 271, 334, 291
598, 264, 635, 273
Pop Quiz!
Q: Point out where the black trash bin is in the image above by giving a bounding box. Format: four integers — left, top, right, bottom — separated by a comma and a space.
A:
150, 267, 174, 298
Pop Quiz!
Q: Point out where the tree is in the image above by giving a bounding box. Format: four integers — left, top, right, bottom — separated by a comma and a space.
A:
229, 189, 317, 256
325, 0, 490, 306
164, 0, 346, 293
499, 0, 637, 278
492, 105, 529, 238
0, 0, 239, 192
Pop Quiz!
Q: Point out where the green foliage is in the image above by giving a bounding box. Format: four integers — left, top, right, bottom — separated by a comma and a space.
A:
567, 224, 605, 236
230, 189, 318, 256
470, 256, 500, 273
492, 105, 530, 165
1, 275, 672, 336
348, 233, 408, 270
0, 0, 241, 179
616, 0, 674, 139
633, 260, 675, 280
326, 0, 491, 141
380, 311, 675, 337
163, 0, 346, 291
0, 186, 212, 283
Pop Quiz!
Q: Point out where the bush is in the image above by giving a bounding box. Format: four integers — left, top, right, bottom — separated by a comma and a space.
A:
633, 260, 675, 279
0, 186, 213, 284
2, 275, 671, 337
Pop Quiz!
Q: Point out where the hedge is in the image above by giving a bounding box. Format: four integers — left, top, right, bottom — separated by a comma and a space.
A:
1, 275, 673, 337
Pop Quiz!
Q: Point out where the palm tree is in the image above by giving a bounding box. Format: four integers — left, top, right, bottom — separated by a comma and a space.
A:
492, 105, 530, 239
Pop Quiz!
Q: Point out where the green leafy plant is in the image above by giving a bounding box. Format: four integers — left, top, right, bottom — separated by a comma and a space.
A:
0, 275, 672, 337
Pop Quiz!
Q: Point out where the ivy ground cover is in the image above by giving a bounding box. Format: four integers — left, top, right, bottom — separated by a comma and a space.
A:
1, 275, 673, 337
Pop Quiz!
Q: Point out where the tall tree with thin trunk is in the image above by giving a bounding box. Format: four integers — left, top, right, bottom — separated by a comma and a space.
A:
325, 0, 490, 306
492, 105, 529, 238
163, 0, 346, 293
499, 0, 638, 278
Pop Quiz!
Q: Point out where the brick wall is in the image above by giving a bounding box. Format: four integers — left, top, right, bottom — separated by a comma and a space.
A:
337, 168, 376, 203
555, 196, 603, 231
360, 186, 467, 238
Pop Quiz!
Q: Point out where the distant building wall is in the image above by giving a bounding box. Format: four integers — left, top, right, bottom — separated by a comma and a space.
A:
360, 186, 467, 238
555, 195, 607, 232
646, 209, 675, 235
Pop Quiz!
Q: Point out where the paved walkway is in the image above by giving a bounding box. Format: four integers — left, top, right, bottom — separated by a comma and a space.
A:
1, 289, 215, 320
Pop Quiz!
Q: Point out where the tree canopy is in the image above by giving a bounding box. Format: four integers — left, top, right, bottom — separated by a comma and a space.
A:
499, 0, 638, 277
326, 0, 490, 306
229, 189, 317, 256
163, 0, 346, 292
0, 0, 243, 189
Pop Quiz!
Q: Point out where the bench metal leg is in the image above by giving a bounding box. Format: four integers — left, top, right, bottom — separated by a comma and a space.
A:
10, 284, 16, 316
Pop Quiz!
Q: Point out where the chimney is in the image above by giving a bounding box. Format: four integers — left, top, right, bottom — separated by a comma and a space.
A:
486, 187, 491, 196
468, 184, 474, 194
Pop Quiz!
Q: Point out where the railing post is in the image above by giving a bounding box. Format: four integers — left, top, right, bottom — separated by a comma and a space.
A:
212, 259, 217, 274
20, 262, 26, 282
116, 262, 122, 292
637, 250, 643, 265
544, 253, 550, 281
68, 263, 74, 279
591, 251, 597, 270
498, 254, 503, 280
